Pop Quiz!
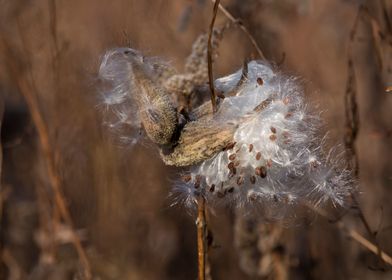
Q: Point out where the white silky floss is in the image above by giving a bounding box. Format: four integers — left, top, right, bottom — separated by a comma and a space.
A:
180, 61, 353, 213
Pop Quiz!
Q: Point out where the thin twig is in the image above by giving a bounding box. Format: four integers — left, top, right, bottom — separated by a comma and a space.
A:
349, 230, 392, 265
344, 56, 359, 176
196, 196, 207, 280
307, 204, 392, 266
211, 0, 265, 60
207, 0, 220, 113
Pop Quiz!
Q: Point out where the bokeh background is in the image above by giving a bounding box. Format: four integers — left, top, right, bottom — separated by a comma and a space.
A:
0, 0, 391, 279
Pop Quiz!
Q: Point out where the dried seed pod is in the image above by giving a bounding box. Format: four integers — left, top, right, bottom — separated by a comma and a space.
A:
161, 120, 237, 166
132, 64, 178, 145
100, 53, 355, 213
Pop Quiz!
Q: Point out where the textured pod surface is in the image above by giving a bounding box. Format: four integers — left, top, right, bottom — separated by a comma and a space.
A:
98, 48, 178, 145
161, 119, 236, 166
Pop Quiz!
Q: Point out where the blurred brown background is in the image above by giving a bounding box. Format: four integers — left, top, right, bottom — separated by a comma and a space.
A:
0, 0, 391, 279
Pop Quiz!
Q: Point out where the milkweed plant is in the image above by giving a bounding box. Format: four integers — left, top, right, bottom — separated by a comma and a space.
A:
97, 28, 355, 218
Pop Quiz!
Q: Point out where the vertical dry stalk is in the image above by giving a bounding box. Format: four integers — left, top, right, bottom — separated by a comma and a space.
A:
0, 96, 4, 279
0, 97, 3, 222
0, 23, 92, 278
194, 1, 222, 279
196, 196, 207, 280
207, 0, 220, 113
345, 8, 361, 176
19, 78, 92, 279
345, 6, 385, 265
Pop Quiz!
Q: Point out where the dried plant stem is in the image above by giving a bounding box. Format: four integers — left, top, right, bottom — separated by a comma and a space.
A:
1, 248, 25, 280
1, 24, 92, 278
0, 97, 3, 222
308, 204, 392, 266
345, 5, 385, 265
194, 1, 222, 278
19, 78, 92, 280
211, 0, 265, 60
196, 196, 207, 280
207, 0, 220, 113
0, 99, 5, 279
348, 229, 392, 265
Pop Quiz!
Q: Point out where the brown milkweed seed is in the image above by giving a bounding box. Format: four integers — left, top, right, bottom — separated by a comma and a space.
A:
225, 142, 236, 150
229, 154, 236, 161
182, 175, 192, 182
255, 166, 267, 178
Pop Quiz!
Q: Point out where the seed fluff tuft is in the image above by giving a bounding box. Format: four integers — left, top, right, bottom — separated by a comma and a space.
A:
176, 61, 355, 215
